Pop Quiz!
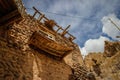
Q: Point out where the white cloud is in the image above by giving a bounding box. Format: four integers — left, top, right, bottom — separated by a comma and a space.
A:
102, 14, 120, 40
23, 0, 120, 55
80, 47, 87, 56
80, 36, 110, 55
80, 13, 120, 55
45, 0, 120, 46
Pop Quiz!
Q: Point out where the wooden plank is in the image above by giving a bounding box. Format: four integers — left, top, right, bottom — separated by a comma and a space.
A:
33, 7, 49, 21
0, 0, 7, 9
0, 0, 17, 16
0, 10, 20, 24
116, 36, 120, 38
0, 15, 22, 27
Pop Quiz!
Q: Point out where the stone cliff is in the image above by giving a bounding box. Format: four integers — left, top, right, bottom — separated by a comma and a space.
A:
84, 41, 120, 80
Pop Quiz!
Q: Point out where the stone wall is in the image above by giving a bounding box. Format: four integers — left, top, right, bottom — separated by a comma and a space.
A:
32, 48, 71, 80
0, 16, 73, 80
0, 37, 33, 80
64, 45, 85, 68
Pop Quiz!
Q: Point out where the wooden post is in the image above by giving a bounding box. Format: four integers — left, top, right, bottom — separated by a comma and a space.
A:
56, 27, 62, 33
61, 31, 68, 36
33, 7, 42, 15
43, 16, 49, 21
64, 25, 70, 31
33, 11, 37, 18
109, 18, 120, 31
116, 36, 120, 38
67, 32, 76, 41
38, 14, 45, 22
61, 25, 70, 36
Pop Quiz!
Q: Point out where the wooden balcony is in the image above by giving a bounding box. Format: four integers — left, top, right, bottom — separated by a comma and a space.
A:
29, 31, 74, 58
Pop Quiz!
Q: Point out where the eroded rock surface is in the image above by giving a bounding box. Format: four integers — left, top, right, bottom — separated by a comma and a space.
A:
84, 41, 120, 80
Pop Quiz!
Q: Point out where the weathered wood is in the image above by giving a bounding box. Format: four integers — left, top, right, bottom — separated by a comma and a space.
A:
33, 7, 49, 21
64, 25, 71, 31
109, 18, 120, 31
32, 7, 76, 41
56, 27, 62, 33
0, 0, 17, 17
67, 32, 76, 40
116, 36, 120, 38
0, 10, 21, 26
38, 14, 45, 22
32, 11, 37, 17
33, 7, 42, 15
61, 25, 70, 36
29, 31, 73, 57
0, 10, 19, 22
1, 17, 22, 27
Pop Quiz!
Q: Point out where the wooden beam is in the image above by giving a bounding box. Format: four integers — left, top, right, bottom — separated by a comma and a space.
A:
64, 25, 70, 31
109, 18, 120, 31
0, 0, 7, 9
67, 32, 76, 39
32, 11, 37, 17
55, 27, 62, 33
61, 25, 70, 36
33, 7, 42, 15
0, 10, 22, 26
0, 10, 20, 24
0, 16, 22, 27
33, 7, 49, 21
32, 7, 76, 41
116, 36, 120, 38
38, 14, 45, 22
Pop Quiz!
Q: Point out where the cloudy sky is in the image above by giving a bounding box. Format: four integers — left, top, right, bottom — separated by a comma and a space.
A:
22, 0, 120, 55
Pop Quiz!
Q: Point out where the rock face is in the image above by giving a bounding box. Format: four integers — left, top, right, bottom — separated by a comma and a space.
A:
104, 41, 120, 57
0, 38, 33, 80
0, 38, 72, 80
84, 41, 120, 80
64, 46, 85, 68
69, 63, 96, 80
0, 6, 86, 79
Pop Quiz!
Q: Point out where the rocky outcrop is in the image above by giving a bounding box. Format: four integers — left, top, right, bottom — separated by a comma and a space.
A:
64, 46, 85, 68
104, 41, 120, 57
100, 51, 120, 80
84, 41, 120, 80
84, 53, 105, 71
69, 63, 96, 80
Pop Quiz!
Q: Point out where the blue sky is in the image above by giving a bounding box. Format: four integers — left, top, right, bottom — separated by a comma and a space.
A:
22, 0, 120, 55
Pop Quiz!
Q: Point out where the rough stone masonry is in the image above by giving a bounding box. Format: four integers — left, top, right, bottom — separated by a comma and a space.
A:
0, 10, 84, 80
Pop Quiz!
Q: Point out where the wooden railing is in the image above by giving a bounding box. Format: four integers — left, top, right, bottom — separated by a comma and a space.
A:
32, 7, 76, 41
